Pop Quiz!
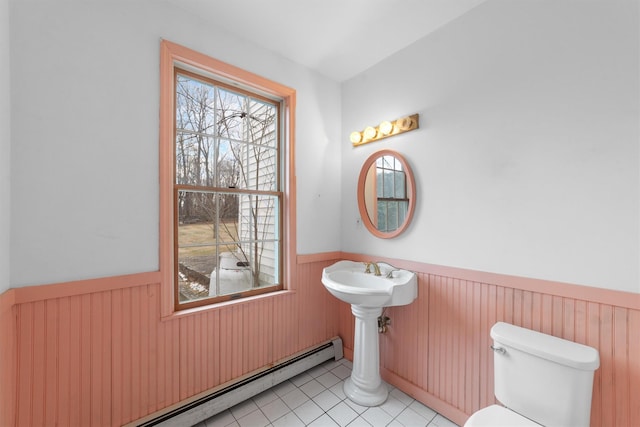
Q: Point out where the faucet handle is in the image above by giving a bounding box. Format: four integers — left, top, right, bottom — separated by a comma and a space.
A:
363, 262, 372, 274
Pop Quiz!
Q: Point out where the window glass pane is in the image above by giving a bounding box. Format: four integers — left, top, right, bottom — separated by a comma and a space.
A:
177, 244, 217, 303
176, 133, 217, 186
209, 251, 253, 297
394, 170, 406, 198
176, 75, 215, 135
177, 190, 218, 227
224, 142, 277, 191
248, 99, 277, 148
398, 201, 408, 225
248, 146, 277, 191
177, 192, 240, 251
387, 201, 399, 231
382, 170, 394, 198
237, 194, 278, 287
176, 191, 218, 303
216, 88, 247, 141
377, 200, 387, 232
217, 139, 241, 188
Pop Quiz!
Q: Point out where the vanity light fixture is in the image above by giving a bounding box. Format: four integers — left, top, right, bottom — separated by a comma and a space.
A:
351, 114, 419, 147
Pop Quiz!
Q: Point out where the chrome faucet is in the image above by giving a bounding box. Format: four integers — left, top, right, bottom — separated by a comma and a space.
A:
364, 262, 381, 276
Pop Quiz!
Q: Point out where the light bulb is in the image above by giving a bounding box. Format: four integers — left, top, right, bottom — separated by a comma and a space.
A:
379, 120, 393, 135
363, 126, 377, 140
396, 116, 414, 131
350, 131, 363, 144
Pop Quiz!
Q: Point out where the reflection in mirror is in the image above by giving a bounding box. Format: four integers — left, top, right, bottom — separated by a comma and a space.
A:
372, 155, 408, 232
358, 150, 416, 238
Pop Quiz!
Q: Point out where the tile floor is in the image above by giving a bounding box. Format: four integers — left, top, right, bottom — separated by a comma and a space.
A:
195, 358, 459, 427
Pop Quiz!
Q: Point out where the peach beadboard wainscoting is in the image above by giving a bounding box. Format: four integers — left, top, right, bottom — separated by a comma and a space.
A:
0, 253, 638, 426
335, 253, 640, 427
0, 256, 341, 427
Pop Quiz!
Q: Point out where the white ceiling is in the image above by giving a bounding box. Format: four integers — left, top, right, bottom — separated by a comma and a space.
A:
165, 0, 487, 82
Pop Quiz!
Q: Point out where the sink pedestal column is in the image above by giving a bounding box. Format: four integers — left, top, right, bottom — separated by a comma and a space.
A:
344, 305, 388, 406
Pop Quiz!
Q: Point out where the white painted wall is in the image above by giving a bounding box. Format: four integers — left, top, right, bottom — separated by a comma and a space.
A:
341, 0, 639, 293
9, 0, 342, 287
9, 0, 639, 293
0, 0, 10, 293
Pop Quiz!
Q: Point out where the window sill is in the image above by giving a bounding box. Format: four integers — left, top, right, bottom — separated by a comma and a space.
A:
160, 289, 297, 322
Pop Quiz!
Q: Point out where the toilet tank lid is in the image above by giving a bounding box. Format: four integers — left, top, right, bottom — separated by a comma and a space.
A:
490, 322, 600, 371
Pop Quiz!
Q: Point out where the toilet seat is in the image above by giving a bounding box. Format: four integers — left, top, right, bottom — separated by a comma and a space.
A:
465, 405, 542, 426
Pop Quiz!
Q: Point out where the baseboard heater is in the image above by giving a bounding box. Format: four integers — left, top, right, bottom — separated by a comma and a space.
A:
131, 337, 343, 427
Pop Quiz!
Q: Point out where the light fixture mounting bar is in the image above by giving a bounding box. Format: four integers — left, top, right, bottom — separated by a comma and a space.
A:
351, 114, 419, 147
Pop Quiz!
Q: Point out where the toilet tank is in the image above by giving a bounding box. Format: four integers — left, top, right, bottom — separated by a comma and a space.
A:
491, 322, 599, 427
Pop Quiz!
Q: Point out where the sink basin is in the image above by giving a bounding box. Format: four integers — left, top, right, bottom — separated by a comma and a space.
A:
322, 260, 417, 307
321, 260, 418, 406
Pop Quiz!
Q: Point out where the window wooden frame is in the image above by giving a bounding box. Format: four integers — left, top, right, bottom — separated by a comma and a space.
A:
159, 40, 296, 316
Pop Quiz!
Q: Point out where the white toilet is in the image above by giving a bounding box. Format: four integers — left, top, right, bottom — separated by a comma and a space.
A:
465, 322, 600, 427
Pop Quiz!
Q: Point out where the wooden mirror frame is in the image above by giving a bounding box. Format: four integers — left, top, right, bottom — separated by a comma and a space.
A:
357, 149, 416, 239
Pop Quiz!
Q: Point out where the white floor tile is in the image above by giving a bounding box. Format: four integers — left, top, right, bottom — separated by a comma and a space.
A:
229, 400, 259, 420
261, 397, 291, 422
395, 407, 430, 427
327, 402, 358, 427
429, 414, 458, 427
313, 389, 341, 412
330, 364, 352, 380
282, 388, 311, 410
253, 389, 279, 407
316, 372, 341, 389
272, 380, 297, 397
306, 364, 330, 378
236, 409, 270, 427
308, 413, 340, 427
203, 409, 235, 427
408, 400, 437, 422
344, 399, 368, 415
361, 407, 393, 427
389, 388, 414, 406
321, 359, 344, 371
299, 379, 326, 398
294, 400, 324, 425
291, 372, 314, 388
380, 396, 407, 418
329, 382, 347, 400
271, 412, 305, 427
346, 416, 372, 427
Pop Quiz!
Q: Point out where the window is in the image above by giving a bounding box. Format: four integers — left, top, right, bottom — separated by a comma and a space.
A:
160, 41, 295, 312
375, 155, 409, 233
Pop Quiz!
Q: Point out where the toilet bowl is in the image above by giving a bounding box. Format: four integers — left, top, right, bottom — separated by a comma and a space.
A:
464, 322, 599, 427
465, 405, 540, 426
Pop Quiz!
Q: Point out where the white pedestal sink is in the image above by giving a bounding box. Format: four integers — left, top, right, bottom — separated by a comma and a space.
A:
321, 260, 417, 406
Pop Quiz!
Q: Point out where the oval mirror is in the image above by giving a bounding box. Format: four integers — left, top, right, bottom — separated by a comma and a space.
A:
357, 150, 416, 238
